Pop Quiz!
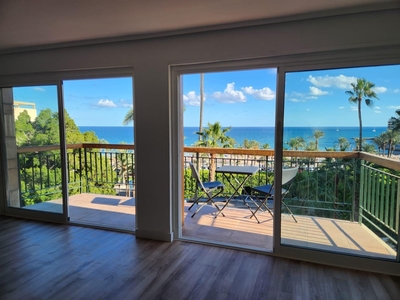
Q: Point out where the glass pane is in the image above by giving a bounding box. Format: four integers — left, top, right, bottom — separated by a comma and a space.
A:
282, 65, 400, 260
6, 85, 64, 214
182, 68, 277, 251
63, 77, 135, 231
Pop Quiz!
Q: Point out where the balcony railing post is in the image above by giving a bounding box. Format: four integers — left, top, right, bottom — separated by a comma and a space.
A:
79, 148, 82, 194
357, 159, 364, 224
17, 153, 24, 208
396, 180, 400, 262
84, 147, 89, 193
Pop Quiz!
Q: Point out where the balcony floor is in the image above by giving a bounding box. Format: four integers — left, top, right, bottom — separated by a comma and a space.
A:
24, 193, 136, 231
24, 193, 396, 260
183, 201, 396, 260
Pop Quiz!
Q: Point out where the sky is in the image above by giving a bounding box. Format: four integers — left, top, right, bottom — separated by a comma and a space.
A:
12, 64, 400, 127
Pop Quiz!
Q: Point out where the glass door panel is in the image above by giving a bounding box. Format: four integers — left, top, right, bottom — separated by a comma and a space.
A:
281, 65, 400, 260
181, 68, 277, 251
2, 84, 66, 219
63, 77, 135, 231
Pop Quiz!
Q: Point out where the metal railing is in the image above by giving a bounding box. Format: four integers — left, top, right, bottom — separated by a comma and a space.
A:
360, 160, 399, 248
17, 143, 135, 206
16, 144, 400, 234
184, 147, 359, 220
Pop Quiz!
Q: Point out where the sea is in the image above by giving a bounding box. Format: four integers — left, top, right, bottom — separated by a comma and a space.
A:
79, 126, 387, 150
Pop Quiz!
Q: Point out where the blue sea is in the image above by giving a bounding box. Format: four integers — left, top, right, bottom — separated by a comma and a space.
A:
79, 126, 387, 150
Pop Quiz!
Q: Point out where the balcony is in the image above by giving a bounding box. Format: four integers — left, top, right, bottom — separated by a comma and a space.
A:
15, 144, 399, 260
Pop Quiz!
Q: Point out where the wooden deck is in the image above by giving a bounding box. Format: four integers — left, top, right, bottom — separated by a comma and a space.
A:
24, 193, 396, 260
183, 201, 396, 260
24, 193, 136, 231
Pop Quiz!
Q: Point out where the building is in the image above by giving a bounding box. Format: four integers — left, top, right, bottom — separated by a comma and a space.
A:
0, 1, 400, 297
13, 101, 37, 121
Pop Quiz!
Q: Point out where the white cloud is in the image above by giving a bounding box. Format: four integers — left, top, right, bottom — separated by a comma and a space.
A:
119, 99, 133, 108
339, 106, 345, 109
374, 110, 382, 114
309, 86, 328, 96
242, 86, 275, 100
375, 106, 381, 109
306, 108, 311, 111
307, 74, 357, 89
183, 91, 203, 106
394, 89, 400, 93
351, 106, 358, 112
291, 92, 305, 98
289, 98, 300, 102
388, 105, 400, 110
212, 83, 246, 103
33, 87, 46, 92
96, 99, 116, 108
372, 86, 387, 94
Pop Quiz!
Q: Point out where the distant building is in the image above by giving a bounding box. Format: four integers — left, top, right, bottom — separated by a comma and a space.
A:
14, 101, 37, 121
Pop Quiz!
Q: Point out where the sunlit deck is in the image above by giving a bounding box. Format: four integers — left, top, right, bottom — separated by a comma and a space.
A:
24, 193, 136, 231
24, 193, 396, 260
183, 201, 396, 260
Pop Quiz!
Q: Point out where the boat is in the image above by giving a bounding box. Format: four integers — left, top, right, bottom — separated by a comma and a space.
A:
372, 127, 376, 132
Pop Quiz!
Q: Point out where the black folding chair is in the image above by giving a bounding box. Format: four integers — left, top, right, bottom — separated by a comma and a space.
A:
188, 162, 225, 218
251, 167, 298, 222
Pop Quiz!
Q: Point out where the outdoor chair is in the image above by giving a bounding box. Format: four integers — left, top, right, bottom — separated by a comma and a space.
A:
188, 162, 225, 218
251, 167, 298, 222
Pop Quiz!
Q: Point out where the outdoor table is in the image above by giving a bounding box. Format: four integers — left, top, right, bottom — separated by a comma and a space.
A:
215, 165, 261, 222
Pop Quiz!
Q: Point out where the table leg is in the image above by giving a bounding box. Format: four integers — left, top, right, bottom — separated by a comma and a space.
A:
215, 173, 261, 223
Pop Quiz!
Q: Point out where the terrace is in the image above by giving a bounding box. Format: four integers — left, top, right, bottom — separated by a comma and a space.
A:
15, 144, 399, 261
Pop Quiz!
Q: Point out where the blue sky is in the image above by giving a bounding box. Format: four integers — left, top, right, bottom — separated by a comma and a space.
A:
12, 64, 400, 127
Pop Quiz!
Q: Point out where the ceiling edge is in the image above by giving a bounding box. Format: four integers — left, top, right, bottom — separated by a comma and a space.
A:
0, 2, 398, 55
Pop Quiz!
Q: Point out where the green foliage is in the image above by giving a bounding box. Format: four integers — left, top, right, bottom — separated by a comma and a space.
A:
16, 108, 109, 206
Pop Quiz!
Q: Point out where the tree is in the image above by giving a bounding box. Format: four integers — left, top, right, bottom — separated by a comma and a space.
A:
311, 130, 324, 150
242, 139, 260, 165
335, 137, 351, 151
382, 130, 399, 157
372, 134, 386, 156
286, 137, 305, 150
390, 109, 400, 131
15, 110, 35, 146
196, 122, 234, 181
345, 78, 379, 151
122, 108, 134, 125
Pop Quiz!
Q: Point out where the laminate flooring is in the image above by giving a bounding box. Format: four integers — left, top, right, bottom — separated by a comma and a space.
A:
0, 217, 399, 300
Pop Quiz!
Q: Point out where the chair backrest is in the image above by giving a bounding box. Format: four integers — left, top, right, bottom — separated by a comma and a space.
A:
188, 162, 205, 190
282, 167, 298, 185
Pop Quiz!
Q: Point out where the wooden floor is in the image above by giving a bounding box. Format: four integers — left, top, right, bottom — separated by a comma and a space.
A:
0, 217, 399, 300
24, 193, 396, 260
183, 201, 396, 260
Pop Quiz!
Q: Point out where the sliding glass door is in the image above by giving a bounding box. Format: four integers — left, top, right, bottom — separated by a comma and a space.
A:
1, 83, 68, 222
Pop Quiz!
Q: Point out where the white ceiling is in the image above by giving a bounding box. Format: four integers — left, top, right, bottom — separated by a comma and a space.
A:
0, 0, 396, 52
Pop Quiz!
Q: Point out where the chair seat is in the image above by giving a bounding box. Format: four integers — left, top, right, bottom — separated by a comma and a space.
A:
252, 184, 287, 196
201, 181, 224, 191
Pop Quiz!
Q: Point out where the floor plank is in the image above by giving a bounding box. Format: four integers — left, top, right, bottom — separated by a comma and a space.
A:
0, 216, 399, 300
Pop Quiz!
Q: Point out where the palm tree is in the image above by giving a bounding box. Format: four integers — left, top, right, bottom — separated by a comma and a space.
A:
311, 130, 324, 150
335, 137, 351, 151
242, 139, 260, 165
197, 73, 205, 172
345, 78, 378, 151
383, 130, 399, 157
390, 109, 400, 131
196, 122, 234, 181
122, 108, 134, 125
286, 137, 306, 150
372, 135, 385, 156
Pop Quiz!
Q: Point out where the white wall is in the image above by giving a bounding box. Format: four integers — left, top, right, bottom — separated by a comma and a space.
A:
0, 9, 400, 242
